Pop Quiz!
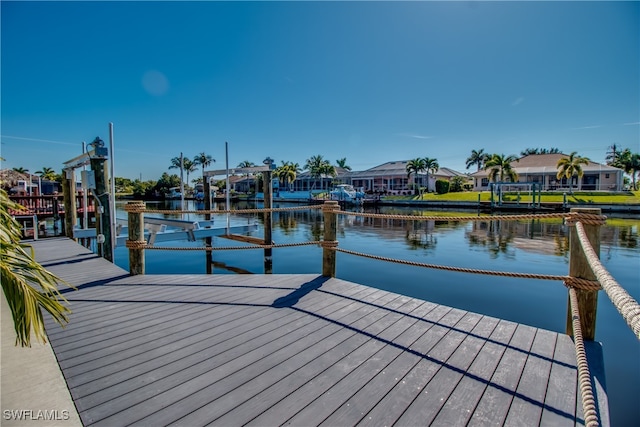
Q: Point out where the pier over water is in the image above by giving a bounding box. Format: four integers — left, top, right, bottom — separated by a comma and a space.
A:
21, 235, 609, 426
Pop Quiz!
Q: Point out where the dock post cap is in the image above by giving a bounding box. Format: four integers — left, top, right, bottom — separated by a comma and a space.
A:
124, 200, 146, 213
322, 200, 340, 211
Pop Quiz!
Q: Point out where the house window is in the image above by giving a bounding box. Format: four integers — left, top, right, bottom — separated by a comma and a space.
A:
605, 173, 610, 179
481, 178, 489, 186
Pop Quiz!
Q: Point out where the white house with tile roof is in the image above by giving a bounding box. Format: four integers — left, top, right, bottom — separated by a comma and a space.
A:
469, 153, 623, 191
347, 160, 467, 194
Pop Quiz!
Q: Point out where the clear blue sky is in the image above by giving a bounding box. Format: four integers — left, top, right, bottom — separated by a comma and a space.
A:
2, 1, 638, 181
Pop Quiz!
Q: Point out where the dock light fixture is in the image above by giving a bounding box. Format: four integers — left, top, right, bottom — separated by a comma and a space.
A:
89, 137, 108, 158
263, 157, 276, 170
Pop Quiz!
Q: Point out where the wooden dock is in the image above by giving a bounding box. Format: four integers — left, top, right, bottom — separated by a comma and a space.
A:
31, 237, 608, 426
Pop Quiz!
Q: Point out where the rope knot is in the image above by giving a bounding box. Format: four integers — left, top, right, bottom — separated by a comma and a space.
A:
566, 212, 607, 226
563, 277, 602, 291
319, 240, 339, 249
125, 240, 147, 249
124, 201, 146, 213
322, 201, 341, 213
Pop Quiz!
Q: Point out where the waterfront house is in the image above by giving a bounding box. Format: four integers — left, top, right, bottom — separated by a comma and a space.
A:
0, 169, 58, 196
230, 175, 280, 194
469, 154, 623, 191
289, 167, 352, 192
348, 161, 467, 194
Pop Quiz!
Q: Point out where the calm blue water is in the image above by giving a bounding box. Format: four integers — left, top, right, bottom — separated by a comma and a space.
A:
114, 200, 640, 425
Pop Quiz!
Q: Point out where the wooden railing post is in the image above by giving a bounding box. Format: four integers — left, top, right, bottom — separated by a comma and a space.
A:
52, 196, 61, 236
566, 207, 602, 340
322, 201, 339, 277
204, 179, 213, 274
61, 169, 77, 240
125, 201, 146, 275
263, 169, 273, 274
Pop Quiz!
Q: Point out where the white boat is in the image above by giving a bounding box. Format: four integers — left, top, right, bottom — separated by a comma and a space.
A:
194, 183, 205, 201
167, 187, 182, 199
330, 184, 365, 204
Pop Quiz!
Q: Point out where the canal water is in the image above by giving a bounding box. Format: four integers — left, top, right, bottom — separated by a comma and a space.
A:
113, 200, 639, 425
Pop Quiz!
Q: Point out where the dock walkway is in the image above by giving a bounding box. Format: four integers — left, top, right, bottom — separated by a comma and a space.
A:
11, 237, 608, 426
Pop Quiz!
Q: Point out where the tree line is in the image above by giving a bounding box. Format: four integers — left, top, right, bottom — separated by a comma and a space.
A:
5, 144, 639, 197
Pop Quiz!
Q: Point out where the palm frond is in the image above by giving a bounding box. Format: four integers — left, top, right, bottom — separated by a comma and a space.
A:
1, 189, 71, 346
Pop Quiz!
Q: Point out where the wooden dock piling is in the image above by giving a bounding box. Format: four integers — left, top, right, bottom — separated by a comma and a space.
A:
204, 180, 213, 274
322, 200, 339, 277
263, 170, 273, 274
125, 201, 146, 275
62, 170, 77, 240
91, 156, 113, 262
566, 207, 602, 340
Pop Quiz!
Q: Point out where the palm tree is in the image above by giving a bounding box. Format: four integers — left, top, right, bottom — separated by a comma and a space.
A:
183, 158, 198, 186
617, 149, 640, 190
605, 143, 620, 166
236, 161, 257, 193
169, 156, 183, 172
406, 158, 426, 197
35, 167, 57, 181
485, 154, 519, 183
275, 161, 300, 191
520, 148, 540, 156
521, 147, 563, 156
316, 162, 336, 191
423, 157, 439, 193
336, 158, 352, 171
237, 160, 255, 169
304, 155, 326, 190
193, 152, 215, 182
556, 152, 590, 193
169, 156, 197, 191
12, 167, 29, 174
1, 189, 70, 346
626, 153, 640, 191
465, 149, 488, 171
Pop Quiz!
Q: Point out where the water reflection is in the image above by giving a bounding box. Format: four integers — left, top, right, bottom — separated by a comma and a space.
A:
126, 201, 639, 261
610, 223, 639, 249
466, 220, 572, 259
263, 204, 639, 260
405, 222, 438, 251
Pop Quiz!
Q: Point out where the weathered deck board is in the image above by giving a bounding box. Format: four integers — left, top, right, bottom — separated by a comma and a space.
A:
29, 237, 609, 426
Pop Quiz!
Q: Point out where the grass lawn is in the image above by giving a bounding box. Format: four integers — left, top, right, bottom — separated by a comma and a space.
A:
383, 191, 640, 204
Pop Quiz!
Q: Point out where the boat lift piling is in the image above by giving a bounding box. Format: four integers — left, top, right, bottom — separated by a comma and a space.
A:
204, 177, 213, 274
203, 155, 278, 274
62, 135, 114, 262
262, 157, 275, 274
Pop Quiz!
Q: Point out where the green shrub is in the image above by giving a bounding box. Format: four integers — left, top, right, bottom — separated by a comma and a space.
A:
450, 176, 466, 192
435, 179, 450, 194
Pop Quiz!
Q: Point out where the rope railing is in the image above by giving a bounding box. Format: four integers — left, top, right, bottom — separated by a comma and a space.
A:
331, 247, 601, 291
142, 241, 325, 251
340, 210, 570, 222
124, 204, 608, 295
142, 204, 323, 215
575, 221, 640, 339
568, 286, 601, 427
